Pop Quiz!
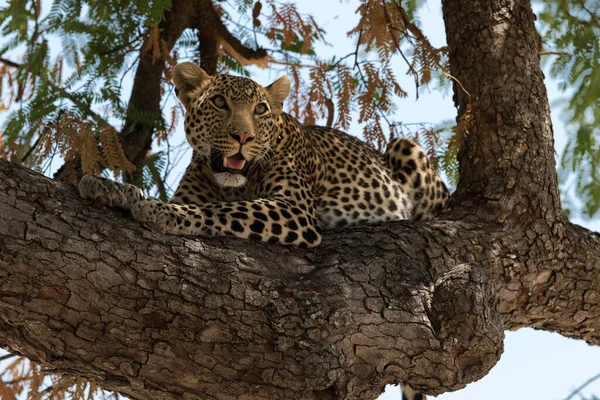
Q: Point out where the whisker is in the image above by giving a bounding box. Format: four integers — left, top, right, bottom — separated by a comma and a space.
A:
255, 150, 274, 171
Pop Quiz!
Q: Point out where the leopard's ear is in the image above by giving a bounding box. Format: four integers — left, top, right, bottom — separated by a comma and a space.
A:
173, 62, 211, 108
264, 76, 290, 116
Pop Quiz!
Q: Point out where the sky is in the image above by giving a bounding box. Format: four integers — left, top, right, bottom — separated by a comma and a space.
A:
1, 0, 600, 399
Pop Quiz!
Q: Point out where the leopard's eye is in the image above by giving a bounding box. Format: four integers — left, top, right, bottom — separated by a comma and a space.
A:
254, 103, 269, 115
211, 95, 228, 110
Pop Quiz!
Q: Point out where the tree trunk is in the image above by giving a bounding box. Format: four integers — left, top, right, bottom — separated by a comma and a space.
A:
2, 0, 599, 399
442, 0, 563, 226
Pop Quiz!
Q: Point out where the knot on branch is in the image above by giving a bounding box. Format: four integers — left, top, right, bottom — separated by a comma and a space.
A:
335, 259, 504, 398
414, 263, 504, 393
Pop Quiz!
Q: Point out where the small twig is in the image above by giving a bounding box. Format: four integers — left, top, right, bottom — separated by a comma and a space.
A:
398, 45, 419, 99
577, 0, 600, 29
383, 6, 420, 98
324, 52, 356, 72
40, 384, 54, 393
400, 121, 439, 126
119, 54, 141, 92
269, 59, 312, 68
163, 137, 173, 195
4, 376, 32, 385
355, 64, 394, 129
393, 0, 430, 44
440, 70, 472, 98
0, 57, 21, 68
353, 29, 362, 69
324, 98, 334, 127
540, 51, 570, 56
98, 33, 144, 57
21, 110, 64, 164
20, 131, 45, 164
150, 153, 169, 201
563, 372, 600, 400
351, 26, 394, 131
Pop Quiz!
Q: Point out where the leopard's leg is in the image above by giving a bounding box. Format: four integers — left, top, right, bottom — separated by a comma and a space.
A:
79, 175, 145, 210
131, 196, 322, 247
384, 137, 449, 221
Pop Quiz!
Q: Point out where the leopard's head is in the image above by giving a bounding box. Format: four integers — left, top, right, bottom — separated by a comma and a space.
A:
173, 62, 290, 188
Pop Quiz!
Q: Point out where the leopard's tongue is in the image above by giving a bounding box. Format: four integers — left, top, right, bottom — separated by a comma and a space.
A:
225, 153, 246, 170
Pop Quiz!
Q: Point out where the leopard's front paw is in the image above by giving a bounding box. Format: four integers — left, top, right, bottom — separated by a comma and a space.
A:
130, 199, 180, 234
131, 200, 202, 235
79, 175, 144, 210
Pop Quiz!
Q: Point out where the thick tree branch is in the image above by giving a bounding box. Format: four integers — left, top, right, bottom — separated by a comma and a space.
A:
206, 6, 270, 68
194, 2, 270, 73
119, 0, 205, 184
2, 157, 600, 398
0, 159, 500, 398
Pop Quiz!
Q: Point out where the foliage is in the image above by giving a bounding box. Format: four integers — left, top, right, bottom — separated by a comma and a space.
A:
0, 0, 449, 182
537, 0, 600, 217
0, 0, 171, 176
0, 352, 121, 399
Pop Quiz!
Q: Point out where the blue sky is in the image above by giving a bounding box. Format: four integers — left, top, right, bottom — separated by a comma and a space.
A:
1, 0, 599, 399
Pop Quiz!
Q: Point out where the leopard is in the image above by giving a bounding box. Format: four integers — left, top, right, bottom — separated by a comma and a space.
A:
79, 62, 449, 248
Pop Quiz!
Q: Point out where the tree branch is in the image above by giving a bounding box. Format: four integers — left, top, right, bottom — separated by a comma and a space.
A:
0, 158, 502, 398
193, 1, 270, 73
1, 157, 600, 398
0, 57, 20, 68
0, 353, 17, 362
210, 10, 270, 68
2, 0, 600, 399
564, 372, 600, 400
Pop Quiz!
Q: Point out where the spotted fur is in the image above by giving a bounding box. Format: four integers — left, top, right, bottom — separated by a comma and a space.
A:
79, 62, 449, 248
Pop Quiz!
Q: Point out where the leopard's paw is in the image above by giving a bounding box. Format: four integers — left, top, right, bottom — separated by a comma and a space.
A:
131, 200, 201, 235
79, 175, 144, 210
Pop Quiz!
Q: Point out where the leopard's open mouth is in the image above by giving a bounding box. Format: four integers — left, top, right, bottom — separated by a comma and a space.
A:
211, 150, 251, 176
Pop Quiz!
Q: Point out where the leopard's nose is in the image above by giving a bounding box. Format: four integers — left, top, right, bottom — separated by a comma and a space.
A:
231, 131, 254, 144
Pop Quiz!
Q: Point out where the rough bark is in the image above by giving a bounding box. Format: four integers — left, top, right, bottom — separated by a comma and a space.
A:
2, 160, 600, 399
439, 0, 592, 336
442, 0, 563, 226
1, 0, 599, 399
4, 157, 600, 399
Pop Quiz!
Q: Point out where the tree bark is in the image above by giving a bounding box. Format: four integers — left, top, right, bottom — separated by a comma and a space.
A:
1, 156, 597, 399
438, 0, 591, 337
1, 159, 600, 399
442, 0, 563, 227
2, 0, 600, 399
